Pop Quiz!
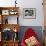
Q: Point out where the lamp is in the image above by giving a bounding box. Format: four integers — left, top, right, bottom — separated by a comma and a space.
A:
15, 0, 17, 7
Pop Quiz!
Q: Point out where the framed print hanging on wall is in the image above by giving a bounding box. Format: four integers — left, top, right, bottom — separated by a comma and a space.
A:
23, 8, 36, 19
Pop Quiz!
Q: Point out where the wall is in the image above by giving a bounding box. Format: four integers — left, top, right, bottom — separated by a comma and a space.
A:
0, 0, 15, 7
0, 0, 44, 26
18, 0, 44, 26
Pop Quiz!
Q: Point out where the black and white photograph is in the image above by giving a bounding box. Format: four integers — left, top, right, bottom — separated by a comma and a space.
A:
23, 8, 36, 19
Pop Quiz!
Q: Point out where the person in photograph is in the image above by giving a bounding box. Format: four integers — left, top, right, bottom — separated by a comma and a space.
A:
25, 10, 33, 16
30, 10, 33, 16
25, 10, 30, 16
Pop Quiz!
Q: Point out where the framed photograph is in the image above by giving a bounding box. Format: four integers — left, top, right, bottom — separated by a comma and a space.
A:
2, 10, 9, 15
23, 8, 36, 19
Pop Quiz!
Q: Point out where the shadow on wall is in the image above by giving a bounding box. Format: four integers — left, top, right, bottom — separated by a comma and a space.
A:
18, 26, 44, 44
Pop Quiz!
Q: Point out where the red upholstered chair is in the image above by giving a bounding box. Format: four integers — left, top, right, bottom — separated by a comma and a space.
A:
21, 28, 41, 46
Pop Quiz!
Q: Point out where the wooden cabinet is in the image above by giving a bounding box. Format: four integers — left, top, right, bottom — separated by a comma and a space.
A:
0, 7, 19, 46
0, 41, 19, 46
0, 7, 19, 24
43, 0, 46, 46
2, 41, 19, 46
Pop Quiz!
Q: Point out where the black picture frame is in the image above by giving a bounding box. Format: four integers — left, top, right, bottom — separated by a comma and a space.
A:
23, 8, 36, 19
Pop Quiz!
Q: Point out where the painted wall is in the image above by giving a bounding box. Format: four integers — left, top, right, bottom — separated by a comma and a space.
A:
18, 0, 44, 26
0, 0, 15, 7
0, 0, 44, 26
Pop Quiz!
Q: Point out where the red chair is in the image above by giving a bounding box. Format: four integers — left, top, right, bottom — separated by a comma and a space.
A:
21, 28, 41, 46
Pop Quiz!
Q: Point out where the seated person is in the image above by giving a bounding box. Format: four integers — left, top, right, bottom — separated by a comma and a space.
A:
21, 28, 41, 46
